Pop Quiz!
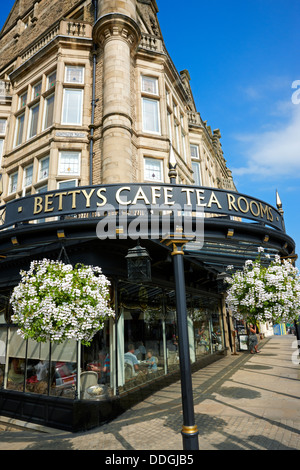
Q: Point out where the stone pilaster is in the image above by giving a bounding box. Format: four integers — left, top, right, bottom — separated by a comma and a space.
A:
93, 1, 141, 183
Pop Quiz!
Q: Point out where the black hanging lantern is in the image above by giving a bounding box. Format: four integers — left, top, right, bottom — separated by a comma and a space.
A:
125, 241, 151, 282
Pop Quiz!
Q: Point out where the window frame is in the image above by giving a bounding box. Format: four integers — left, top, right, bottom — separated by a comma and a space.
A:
38, 156, 50, 181
14, 112, 25, 147
9, 171, 18, 195
43, 93, 55, 131
144, 157, 164, 183
61, 88, 83, 126
65, 65, 85, 85
28, 102, 40, 139
192, 161, 202, 186
58, 151, 81, 176
142, 97, 161, 135
190, 144, 200, 160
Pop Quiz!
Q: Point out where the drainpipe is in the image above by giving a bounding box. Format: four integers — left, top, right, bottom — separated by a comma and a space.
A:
90, 0, 98, 185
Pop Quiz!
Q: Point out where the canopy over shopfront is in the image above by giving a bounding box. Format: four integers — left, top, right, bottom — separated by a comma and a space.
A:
0, 183, 296, 431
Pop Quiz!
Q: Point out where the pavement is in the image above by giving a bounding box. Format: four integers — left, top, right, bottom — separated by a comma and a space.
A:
0, 334, 299, 451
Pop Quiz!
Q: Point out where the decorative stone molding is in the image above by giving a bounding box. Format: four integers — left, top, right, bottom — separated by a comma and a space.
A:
93, 14, 141, 49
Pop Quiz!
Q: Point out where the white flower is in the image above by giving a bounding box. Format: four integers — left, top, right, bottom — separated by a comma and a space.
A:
10, 259, 115, 346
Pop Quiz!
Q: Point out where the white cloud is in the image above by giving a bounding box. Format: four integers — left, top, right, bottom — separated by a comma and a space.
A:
231, 103, 300, 180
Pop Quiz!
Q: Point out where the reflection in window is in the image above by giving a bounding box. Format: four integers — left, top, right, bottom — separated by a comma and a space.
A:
14, 113, 25, 147
142, 98, 160, 134
62, 89, 83, 125
39, 156, 49, 181
28, 103, 40, 138
43, 94, 55, 130
9, 171, 18, 194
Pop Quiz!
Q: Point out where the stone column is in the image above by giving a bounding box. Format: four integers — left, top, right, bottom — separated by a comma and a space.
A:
93, 0, 141, 183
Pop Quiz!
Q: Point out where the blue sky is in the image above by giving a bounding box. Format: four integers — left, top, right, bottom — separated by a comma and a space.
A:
1, 1, 299, 262
157, 0, 300, 263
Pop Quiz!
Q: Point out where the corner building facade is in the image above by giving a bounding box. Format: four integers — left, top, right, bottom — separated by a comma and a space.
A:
0, 0, 295, 431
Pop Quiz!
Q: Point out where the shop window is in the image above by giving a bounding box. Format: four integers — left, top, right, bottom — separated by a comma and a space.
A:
58, 151, 80, 176
0, 328, 7, 389
144, 157, 163, 182
62, 89, 83, 125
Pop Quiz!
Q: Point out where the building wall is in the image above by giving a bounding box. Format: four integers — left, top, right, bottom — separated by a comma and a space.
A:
0, 0, 236, 204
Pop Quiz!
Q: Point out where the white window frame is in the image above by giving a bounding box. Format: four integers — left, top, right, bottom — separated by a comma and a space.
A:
23, 164, 33, 189
19, 91, 28, 109
0, 119, 7, 134
43, 93, 55, 130
47, 71, 57, 90
28, 102, 40, 139
38, 156, 50, 181
192, 161, 202, 186
32, 80, 42, 101
58, 151, 81, 176
141, 76, 158, 95
144, 157, 164, 183
65, 65, 85, 84
190, 144, 200, 159
142, 97, 161, 135
9, 171, 18, 195
62, 88, 83, 125
14, 113, 25, 147
58, 179, 78, 190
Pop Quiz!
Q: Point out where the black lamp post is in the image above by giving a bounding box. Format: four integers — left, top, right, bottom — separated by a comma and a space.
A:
166, 144, 199, 450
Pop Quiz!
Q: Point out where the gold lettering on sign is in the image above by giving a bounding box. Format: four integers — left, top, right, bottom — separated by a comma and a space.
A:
207, 191, 222, 209
44, 194, 54, 213
196, 189, 206, 207
132, 187, 150, 205
97, 188, 107, 207
227, 194, 238, 212
250, 200, 260, 217
82, 188, 95, 208
68, 190, 81, 209
151, 186, 161, 205
116, 187, 131, 205
259, 203, 273, 221
163, 187, 174, 205
54, 192, 67, 211
181, 188, 194, 206
237, 196, 249, 214
33, 196, 43, 215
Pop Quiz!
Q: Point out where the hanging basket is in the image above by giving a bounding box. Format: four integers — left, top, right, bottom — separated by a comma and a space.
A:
225, 248, 300, 324
10, 259, 115, 346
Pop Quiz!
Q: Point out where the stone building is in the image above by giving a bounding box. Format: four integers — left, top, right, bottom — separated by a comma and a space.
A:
0, 0, 295, 432
0, 0, 235, 201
